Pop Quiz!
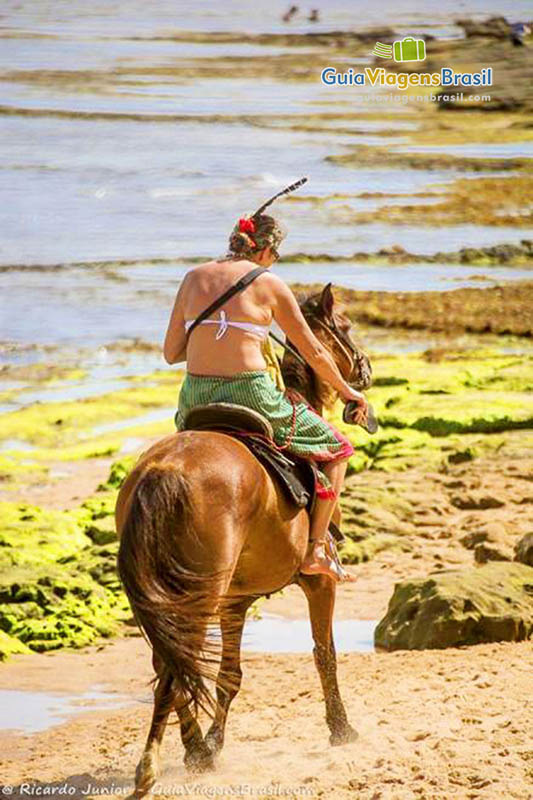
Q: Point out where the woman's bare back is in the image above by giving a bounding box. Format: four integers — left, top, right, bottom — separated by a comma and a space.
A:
180, 258, 275, 376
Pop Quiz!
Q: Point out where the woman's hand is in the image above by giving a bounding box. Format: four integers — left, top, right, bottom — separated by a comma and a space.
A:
340, 386, 369, 426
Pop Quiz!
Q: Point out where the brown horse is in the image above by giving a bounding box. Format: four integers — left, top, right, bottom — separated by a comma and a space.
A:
115, 283, 372, 795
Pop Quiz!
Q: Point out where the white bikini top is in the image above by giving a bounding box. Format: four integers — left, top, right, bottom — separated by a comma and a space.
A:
184, 310, 270, 341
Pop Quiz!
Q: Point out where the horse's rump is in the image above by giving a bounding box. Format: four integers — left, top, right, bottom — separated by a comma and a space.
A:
116, 432, 306, 714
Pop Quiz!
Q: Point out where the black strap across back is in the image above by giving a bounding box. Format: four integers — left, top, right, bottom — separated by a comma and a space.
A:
185, 266, 268, 340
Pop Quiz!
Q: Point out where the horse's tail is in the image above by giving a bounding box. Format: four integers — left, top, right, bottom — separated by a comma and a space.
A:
117, 462, 223, 716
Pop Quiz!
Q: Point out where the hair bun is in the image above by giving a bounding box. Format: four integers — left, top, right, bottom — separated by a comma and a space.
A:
229, 230, 255, 254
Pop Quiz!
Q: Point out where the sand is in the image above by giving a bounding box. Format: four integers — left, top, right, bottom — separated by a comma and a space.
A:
1, 634, 531, 800
1, 448, 533, 800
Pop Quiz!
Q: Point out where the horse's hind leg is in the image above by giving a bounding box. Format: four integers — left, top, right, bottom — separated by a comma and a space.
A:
134, 655, 173, 797
175, 691, 215, 773
205, 596, 253, 756
298, 574, 358, 746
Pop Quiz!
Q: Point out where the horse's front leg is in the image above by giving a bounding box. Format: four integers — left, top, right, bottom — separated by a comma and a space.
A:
298, 574, 358, 745
134, 657, 173, 797
204, 596, 253, 756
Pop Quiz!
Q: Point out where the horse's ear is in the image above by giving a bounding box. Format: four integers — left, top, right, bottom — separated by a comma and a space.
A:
320, 283, 334, 318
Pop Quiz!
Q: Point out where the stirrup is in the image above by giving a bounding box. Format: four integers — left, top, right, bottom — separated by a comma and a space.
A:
301, 534, 356, 583
326, 531, 356, 582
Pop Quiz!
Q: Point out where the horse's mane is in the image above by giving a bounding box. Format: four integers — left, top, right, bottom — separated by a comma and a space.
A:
280, 289, 343, 412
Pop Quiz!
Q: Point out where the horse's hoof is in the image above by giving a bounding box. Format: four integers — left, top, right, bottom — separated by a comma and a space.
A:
134, 752, 159, 797
205, 726, 224, 756
184, 743, 215, 773
329, 725, 359, 746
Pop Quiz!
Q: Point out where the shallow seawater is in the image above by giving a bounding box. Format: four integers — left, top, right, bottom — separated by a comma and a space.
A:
89, 407, 176, 436
2, 259, 531, 351
0, 0, 530, 357
13, 379, 134, 407
0, 688, 134, 734
241, 615, 377, 653
0, 438, 37, 452
0, 619, 373, 732
0, 0, 521, 37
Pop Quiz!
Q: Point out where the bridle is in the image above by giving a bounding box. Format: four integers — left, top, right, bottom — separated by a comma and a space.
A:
269, 313, 357, 382
307, 315, 357, 381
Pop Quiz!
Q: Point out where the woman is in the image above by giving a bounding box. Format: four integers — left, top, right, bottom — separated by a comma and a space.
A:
163, 182, 368, 582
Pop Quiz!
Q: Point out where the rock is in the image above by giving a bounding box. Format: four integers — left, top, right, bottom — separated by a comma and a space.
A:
448, 447, 476, 464
456, 16, 512, 39
378, 245, 406, 256
474, 543, 511, 563
515, 533, 533, 567
451, 493, 505, 510
459, 247, 485, 264
0, 629, 31, 660
84, 523, 117, 546
374, 562, 533, 650
460, 530, 489, 549
340, 533, 403, 564
461, 522, 515, 562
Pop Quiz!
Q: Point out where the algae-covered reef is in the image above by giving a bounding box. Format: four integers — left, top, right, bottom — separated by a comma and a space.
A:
326, 147, 529, 173
0, 482, 132, 658
374, 562, 533, 650
379, 16, 533, 114
1, 337, 532, 656
293, 281, 533, 337
322, 178, 533, 230
284, 241, 533, 267
329, 347, 533, 469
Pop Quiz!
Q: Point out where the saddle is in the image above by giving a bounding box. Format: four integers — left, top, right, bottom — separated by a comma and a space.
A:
183, 403, 318, 512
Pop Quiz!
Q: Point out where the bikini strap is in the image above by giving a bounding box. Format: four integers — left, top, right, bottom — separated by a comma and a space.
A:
185, 266, 268, 341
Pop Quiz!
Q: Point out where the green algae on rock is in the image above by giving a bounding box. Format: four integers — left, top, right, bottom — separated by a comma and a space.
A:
295, 282, 533, 338
374, 562, 533, 650
326, 146, 529, 173
0, 468, 133, 656
0, 629, 31, 659
96, 455, 136, 491
285, 241, 533, 267
0, 378, 179, 446
328, 177, 533, 229
326, 350, 533, 480
340, 533, 408, 565
0, 557, 127, 653
0, 502, 93, 570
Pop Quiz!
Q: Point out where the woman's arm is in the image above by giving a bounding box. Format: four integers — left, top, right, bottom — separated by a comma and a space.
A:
269, 275, 366, 405
163, 275, 189, 364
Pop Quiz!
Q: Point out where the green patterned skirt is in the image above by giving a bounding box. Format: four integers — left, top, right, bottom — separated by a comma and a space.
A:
174, 370, 354, 499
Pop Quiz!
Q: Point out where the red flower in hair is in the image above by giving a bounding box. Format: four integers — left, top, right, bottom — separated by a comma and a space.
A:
238, 217, 256, 235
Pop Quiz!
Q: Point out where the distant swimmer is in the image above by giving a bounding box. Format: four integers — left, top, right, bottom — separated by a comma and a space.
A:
309, 9, 320, 22
282, 5, 299, 22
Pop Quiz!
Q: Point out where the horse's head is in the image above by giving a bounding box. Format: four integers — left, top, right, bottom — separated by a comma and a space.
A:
301, 283, 373, 391
281, 283, 372, 412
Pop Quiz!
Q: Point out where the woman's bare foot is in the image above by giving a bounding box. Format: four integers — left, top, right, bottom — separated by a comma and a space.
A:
300, 541, 357, 583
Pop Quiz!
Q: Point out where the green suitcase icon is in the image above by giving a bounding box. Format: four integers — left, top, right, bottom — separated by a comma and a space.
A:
393, 37, 426, 62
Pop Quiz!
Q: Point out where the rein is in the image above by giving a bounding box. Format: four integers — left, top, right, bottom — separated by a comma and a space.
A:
270, 317, 356, 381
311, 317, 356, 380
268, 331, 307, 367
